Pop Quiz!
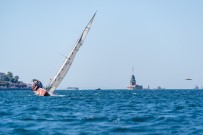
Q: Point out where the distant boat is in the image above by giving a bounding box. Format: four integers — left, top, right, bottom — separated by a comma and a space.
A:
185, 77, 192, 80
32, 12, 96, 96
194, 85, 199, 89
66, 87, 79, 90
95, 88, 101, 90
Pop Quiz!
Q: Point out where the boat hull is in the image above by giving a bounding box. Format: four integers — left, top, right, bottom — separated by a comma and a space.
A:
34, 88, 49, 96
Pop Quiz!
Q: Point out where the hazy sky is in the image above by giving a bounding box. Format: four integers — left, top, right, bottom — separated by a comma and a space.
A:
1, 0, 203, 89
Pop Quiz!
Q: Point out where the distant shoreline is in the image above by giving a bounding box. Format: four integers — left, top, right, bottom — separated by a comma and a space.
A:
0, 88, 31, 90
0, 88, 202, 91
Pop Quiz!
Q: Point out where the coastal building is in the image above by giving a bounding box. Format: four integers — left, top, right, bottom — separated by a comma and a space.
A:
0, 72, 5, 80
0, 72, 5, 76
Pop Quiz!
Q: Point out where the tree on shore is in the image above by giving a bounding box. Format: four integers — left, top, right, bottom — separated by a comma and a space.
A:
0, 72, 19, 83
13, 76, 19, 83
6, 72, 13, 82
0, 72, 23, 88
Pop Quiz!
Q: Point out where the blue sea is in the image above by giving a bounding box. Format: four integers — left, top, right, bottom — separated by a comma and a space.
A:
1, 90, 203, 135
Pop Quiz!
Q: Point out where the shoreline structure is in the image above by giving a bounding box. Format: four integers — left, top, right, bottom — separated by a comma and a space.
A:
0, 72, 31, 90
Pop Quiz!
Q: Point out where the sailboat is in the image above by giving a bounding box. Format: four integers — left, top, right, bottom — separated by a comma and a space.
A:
32, 12, 96, 96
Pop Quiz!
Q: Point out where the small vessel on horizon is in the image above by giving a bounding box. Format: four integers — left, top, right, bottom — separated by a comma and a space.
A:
185, 77, 192, 80
66, 87, 79, 90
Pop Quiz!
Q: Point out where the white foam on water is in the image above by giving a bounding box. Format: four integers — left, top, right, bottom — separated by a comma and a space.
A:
49, 93, 66, 97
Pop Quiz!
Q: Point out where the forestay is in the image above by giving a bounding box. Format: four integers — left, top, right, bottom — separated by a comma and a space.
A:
48, 12, 96, 93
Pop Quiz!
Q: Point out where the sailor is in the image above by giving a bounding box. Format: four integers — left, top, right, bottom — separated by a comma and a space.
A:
32, 79, 43, 91
32, 79, 50, 96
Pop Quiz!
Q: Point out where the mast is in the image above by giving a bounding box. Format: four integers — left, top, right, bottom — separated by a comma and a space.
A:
48, 12, 96, 93
132, 67, 134, 75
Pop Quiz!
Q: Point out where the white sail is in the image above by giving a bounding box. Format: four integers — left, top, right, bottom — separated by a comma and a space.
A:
48, 12, 96, 93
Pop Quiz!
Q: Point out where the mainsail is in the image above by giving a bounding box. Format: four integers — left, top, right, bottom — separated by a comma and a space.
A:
48, 12, 96, 93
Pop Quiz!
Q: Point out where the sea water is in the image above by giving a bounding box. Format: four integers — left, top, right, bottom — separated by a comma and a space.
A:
1, 90, 203, 135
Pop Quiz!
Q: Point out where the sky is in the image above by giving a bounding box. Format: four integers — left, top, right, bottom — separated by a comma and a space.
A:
0, 0, 203, 89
